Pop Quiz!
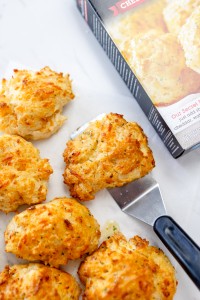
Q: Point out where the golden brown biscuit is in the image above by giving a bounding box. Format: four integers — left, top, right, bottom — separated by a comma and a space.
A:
124, 31, 200, 106
0, 66, 74, 140
163, 0, 200, 35
78, 233, 177, 300
0, 263, 81, 300
179, 7, 200, 74
0, 134, 53, 213
5, 197, 100, 267
108, 0, 167, 51
63, 113, 155, 201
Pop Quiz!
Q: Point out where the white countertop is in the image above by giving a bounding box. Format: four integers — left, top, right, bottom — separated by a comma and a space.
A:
0, 0, 200, 299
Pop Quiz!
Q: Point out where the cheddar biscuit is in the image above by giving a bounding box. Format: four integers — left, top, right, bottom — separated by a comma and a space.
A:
0, 134, 53, 213
63, 113, 155, 201
5, 197, 100, 267
78, 233, 177, 300
0, 66, 74, 140
0, 263, 81, 300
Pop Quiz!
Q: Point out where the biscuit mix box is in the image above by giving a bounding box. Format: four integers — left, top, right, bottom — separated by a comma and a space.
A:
76, 0, 200, 158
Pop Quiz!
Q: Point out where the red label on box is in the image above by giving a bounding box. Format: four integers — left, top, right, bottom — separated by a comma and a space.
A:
109, 0, 146, 16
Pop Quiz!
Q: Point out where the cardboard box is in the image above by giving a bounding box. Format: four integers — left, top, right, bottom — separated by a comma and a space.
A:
76, 0, 200, 158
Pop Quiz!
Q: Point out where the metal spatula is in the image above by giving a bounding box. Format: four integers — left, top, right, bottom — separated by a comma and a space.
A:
108, 175, 200, 290
70, 115, 200, 290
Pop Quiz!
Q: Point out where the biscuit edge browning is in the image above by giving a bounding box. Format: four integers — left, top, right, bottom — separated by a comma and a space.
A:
0, 66, 75, 140
63, 113, 155, 201
4, 197, 100, 267
0, 263, 81, 299
0, 134, 53, 213
78, 232, 177, 300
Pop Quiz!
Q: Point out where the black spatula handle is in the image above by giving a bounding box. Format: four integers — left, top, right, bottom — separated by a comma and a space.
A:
154, 215, 200, 290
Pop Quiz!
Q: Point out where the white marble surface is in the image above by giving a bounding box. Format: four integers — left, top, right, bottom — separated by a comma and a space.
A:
0, 0, 200, 299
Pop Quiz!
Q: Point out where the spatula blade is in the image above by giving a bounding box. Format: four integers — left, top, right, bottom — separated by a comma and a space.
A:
108, 175, 166, 226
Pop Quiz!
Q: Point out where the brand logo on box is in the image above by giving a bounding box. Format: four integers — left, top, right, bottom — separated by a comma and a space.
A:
109, 0, 146, 16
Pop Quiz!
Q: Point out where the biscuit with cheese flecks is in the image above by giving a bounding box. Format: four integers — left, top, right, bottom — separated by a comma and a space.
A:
0, 263, 81, 300
5, 197, 100, 267
0, 134, 53, 213
0, 66, 74, 140
78, 232, 177, 300
63, 113, 155, 201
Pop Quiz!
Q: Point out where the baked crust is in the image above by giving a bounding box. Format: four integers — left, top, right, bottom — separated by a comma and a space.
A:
78, 233, 177, 300
63, 113, 155, 201
0, 263, 81, 299
5, 197, 100, 267
0, 134, 53, 213
0, 66, 74, 140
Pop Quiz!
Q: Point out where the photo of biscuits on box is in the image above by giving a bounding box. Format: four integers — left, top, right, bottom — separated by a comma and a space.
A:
107, 0, 200, 107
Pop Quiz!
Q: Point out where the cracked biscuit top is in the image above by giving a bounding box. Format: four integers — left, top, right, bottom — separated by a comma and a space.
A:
0, 66, 74, 140
78, 233, 177, 300
5, 197, 100, 267
63, 113, 155, 201
0, 263, 81, 300
0, 134, 53, 213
